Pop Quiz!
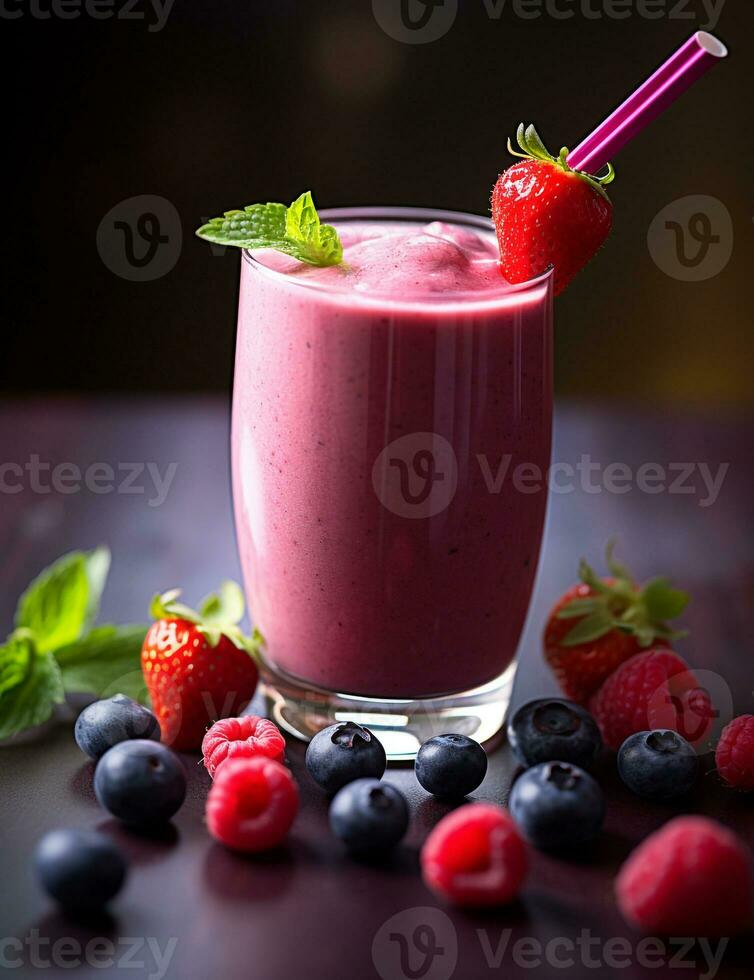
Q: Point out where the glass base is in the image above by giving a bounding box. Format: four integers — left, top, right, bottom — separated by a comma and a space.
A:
258, 658, 517, 761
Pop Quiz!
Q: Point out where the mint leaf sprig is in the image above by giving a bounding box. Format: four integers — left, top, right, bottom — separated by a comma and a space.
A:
196, 191, 343, 267
0, 548, 149, 741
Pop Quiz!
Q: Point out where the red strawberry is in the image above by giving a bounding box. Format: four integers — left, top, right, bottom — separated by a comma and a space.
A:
590, 648, 715, 751
141, 581, 260, 751
491, 124, 614, 295
544, 543, 688, 704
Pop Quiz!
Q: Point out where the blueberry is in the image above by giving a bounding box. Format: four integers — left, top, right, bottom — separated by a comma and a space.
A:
35, 829, 127, 913
329, 778, 409, 851
94, 740, 186, 827
305, 721, 386, 793
507, 698, 602, 771
75, 693, 161, 760
509, 761, 605, 849
618, 729, 698, 801
415, 734, 487, 799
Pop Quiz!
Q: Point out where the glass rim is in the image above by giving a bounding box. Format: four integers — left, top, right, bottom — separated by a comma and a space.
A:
242, 206, 554, 309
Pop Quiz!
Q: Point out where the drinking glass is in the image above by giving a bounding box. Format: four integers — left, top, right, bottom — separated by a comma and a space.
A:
232, 207, 553, 758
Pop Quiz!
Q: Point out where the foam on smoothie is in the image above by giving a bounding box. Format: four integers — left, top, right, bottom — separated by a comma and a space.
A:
252, 221, 507, 296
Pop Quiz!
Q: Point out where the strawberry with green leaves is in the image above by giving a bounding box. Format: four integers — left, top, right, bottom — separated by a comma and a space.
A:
544, 544, 689, 704
491, 124, 615, 295
141, 582, 261, 751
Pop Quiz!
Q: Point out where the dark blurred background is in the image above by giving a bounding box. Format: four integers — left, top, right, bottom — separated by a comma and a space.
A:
2, 0, 751, 404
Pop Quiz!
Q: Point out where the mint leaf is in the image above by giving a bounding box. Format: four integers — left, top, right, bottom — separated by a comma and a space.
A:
0, 631, 33, 697
196, 192, 343, 267
55, 624, 150, 704
0, 635, 64, 740
283, 192, 343, 266
15, 547, 111, 654
84, 546, 112, 623
197, 202, 287, 247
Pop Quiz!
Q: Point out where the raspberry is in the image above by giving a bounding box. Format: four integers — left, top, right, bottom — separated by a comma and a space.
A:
202, 715, 286, 778
205, 757, 298, 852
716, 715, 754, 791
589, 649, 714, 751
616, 816, 753, 936
421, 803, 527, 907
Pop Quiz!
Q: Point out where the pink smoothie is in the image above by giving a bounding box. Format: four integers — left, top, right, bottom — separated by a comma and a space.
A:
232, 213, 553, 698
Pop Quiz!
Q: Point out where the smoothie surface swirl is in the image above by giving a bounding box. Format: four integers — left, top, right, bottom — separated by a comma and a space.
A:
251, 221, 513, 298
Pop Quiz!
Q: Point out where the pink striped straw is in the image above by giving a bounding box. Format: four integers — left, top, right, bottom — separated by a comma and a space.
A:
567, 32, 728, 175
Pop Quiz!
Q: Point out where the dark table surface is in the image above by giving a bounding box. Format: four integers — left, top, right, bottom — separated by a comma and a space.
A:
1, 397, 753, 980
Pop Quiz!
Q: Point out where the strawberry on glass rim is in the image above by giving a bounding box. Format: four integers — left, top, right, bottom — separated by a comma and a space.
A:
491, 35, 728, 296
491, 123, 615, 296
141, 581, 262, 751
544, 543, 689, 704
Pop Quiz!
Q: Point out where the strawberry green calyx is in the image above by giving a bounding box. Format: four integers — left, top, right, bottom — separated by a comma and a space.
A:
556, 541, 689, 648
507, 123, 616, 202
149, 581, 263, 655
